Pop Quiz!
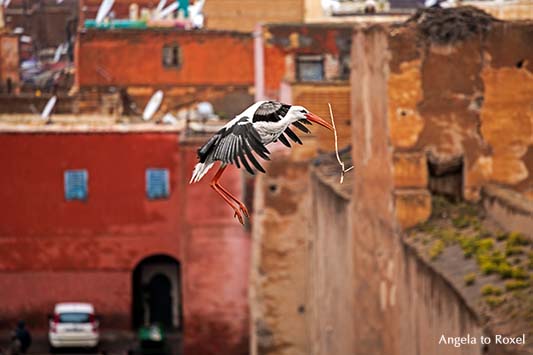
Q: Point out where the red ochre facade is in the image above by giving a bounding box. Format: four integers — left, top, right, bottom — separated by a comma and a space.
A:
75, 30, 254, 88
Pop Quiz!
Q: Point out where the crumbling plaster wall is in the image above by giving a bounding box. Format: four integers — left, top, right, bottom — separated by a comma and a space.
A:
349, 24, 484, 355
250, 144, 314, 355
387, 20, 533, 230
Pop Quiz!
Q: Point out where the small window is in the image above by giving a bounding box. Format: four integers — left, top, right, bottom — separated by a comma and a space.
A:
146, 168, 170, 200
64, 170, 88, 201
162, 44, 181, 68
297, 55, 324, 82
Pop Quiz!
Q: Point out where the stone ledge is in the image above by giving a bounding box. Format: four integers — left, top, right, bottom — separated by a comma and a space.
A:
482, 184, 533, 239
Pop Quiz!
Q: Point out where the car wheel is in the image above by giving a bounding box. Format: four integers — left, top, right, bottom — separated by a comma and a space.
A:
48, 344, 56, 354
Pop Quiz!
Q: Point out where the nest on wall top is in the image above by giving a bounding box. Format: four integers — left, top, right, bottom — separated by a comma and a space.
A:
407, 6, 498, 45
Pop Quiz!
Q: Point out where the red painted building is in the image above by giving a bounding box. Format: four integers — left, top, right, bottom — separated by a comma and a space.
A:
0, 124, 250, 354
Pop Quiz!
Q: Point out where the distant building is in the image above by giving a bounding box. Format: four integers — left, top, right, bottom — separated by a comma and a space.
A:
4, 0, 78, 49
75, 28, 255, 117
203, 0, 305, 32
255, 23, 355, 149
0, 121, 250, 355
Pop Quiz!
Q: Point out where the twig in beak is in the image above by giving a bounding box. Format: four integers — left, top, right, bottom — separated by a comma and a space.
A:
328, 103, 354, 184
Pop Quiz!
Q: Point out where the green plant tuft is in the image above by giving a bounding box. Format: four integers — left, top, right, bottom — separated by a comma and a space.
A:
480, 261, 498, 275
429, 240, 445, 261
464, 273, 476, 286
497, 263, 513, 279
481, 284, 502, 296
505, 280, 530, 291
505, 246, 524, 256
511, 267, 529, 280
507, 232, 529, 247
485, 295, 504, 308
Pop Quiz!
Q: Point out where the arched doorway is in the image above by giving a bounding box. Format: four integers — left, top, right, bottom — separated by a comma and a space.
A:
132, 255, 183, 331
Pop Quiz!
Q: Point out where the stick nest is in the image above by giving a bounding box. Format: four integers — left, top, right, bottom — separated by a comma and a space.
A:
407, 6, 497, 45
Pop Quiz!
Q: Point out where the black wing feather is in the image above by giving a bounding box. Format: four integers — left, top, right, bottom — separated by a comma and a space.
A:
284, 127, 302, 145
242, 141, 266, 173
277, 133, 291, 148
253, 101, 291, 123
292, 121, 311, 134
238, 149, 254, 175
196, 116, 270, 174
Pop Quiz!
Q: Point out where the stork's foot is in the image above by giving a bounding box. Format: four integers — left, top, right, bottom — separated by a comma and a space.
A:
237, 203, 249, 218
233, 210, 245, 225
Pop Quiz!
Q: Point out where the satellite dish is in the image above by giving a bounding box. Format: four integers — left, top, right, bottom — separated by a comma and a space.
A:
142, 90, 164, 121
197, 102, 214, 119
156, 0, 167, 13
53, 43, 64, 63
189, 0, 205, 17
96, 0, 115, 24
161, 113, 178, 125
424, 0, 438, 7
158, 1, 178, 19
3, 0, 11, 8
41, 96, 57, 119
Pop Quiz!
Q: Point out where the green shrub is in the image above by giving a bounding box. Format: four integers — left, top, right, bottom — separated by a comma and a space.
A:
481, 284, 502, 296
485, 295, 504, 308
497, 263, 513, 279
480, 261, 498, 275
478, 238, 494, 251
429, 240, 445, 260
505, 280, 530, 291
464, 273, 476, 286
452, 215, 472, 229
505, 246, 524, 256
507, 232, 529, 247
511, 267, 529, 280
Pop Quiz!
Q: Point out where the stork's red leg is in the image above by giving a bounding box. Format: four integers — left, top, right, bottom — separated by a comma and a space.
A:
216, 183, 249, 218
210, 165, 247, 224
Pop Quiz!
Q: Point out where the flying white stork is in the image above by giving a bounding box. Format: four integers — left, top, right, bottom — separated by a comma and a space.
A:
190, 100, 333, 224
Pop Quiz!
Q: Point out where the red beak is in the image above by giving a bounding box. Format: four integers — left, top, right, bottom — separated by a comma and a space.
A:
305, 112, 333, 131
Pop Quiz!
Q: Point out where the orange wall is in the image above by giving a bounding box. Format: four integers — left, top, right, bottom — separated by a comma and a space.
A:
76, 30, 254, 87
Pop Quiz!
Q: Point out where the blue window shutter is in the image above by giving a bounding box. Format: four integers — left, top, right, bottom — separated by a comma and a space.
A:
64, 170, 88, 201
146, 168, 170, 200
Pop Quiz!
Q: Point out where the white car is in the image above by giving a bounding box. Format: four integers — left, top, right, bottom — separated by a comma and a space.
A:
48, 303, 100, 351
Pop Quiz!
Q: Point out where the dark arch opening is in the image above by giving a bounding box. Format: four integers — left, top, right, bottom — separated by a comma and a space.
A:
132, 255, 183, 331
427, 154, 464, 201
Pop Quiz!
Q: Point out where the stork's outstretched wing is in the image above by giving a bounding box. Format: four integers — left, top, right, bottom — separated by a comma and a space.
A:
253, 101, 291, 123
197, 117, 270, 174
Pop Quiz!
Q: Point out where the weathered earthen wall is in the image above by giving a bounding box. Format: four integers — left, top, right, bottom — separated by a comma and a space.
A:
308, 173, 354, 355
347, 24, 485, 355
387, 20, 533, 223
250, 146, 312, 355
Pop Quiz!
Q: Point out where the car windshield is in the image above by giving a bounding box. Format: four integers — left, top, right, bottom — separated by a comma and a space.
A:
58, 312, 91, 323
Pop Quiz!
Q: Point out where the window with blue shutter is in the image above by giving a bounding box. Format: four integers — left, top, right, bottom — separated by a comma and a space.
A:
146, 168, 170, 200
64, 170, 88, 201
